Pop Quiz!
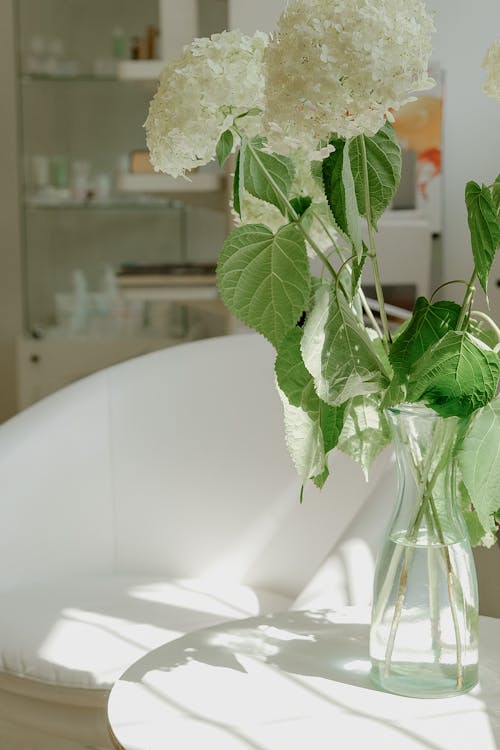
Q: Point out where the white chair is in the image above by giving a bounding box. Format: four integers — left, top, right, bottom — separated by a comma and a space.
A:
0, 334, 393, 749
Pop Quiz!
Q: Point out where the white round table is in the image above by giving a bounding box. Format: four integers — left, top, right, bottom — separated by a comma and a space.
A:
107, 608, 500, 750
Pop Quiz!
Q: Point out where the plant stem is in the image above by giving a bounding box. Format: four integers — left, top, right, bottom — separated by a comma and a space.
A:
425, 508, 441, 663
426, 494, 464, 688
359, 136, 392, 352
456, 270, 477, 331
382, 419, 464, 688
430, 280, 469, 302
471, 310, 500, 345
312, 207, 385, 337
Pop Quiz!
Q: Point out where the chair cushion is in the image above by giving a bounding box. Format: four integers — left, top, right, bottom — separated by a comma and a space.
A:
0, 574, 292, 691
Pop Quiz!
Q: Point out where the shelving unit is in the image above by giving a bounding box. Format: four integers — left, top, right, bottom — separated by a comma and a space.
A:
14, 0, 230, 409
117, 173, 225, 194
116, 60, 165, 80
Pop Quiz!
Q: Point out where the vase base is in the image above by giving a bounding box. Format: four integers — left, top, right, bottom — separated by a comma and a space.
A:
370, 659, 479, 698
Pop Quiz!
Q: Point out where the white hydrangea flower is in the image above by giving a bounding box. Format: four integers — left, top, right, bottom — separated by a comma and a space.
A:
483, 40, 500, 101
145, 30, 268, 177
263, 0, 435, 156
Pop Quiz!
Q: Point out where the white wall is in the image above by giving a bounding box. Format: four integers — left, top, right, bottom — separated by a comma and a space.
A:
228, 0, 283, 33
159, 0, 198, 59
429, 0, 500, 313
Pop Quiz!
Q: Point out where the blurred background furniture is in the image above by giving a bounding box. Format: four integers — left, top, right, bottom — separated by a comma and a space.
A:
0, 334, 395, 749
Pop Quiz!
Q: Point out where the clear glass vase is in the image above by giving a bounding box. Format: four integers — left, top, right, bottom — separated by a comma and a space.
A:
369, 403, 479, 698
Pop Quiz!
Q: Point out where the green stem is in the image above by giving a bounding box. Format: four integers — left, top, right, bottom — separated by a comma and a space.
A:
456, 270, 477, 331
359, 136, 392, 352
425, 508, 441, 662
383, 419, 464, 689
383, 427, 438, 677
426, 494, 464, 688
430, 280, 469, 302
335, 254, 358, 303
312, 208, 384, 338
471, 310, 500, 345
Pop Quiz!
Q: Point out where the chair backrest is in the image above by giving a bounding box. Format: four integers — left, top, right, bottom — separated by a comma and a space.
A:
0, 333, 393, 600
0, 368, 115, 591
105, 334, 392, 599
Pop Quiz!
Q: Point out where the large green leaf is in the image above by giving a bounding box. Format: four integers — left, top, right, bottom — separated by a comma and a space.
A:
349, 122, 402, 228
389, 298, 461, 382
465, 181, 500, 293
217, 223, 310, 348
457, 398, 500, 540
338, 394, 391, 478
301, 283, 390, 406
322, 138, 362, 257
275, 327, 345, 486
406, 331, 500, 417
243, 138, 295, 216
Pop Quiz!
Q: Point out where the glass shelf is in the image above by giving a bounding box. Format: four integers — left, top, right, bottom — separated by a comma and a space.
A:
25, 196, 183, 210
21, 73, 155, 84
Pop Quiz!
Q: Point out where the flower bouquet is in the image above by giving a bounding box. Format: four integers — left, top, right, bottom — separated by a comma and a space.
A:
146, 0, 500, 697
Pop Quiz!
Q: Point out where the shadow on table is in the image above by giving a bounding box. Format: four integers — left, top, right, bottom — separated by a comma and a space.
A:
121, 609, 500, 749
121, 609, 371, 686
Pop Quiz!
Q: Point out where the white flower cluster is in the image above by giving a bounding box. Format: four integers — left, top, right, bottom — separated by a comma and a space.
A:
145, 30, 268, 177
263, 0, 435, 156
483, 40, 500, 102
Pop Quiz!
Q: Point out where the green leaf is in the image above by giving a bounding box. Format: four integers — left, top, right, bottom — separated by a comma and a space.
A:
463, 510, 498, 548
234, 107, 262, 120
275, 327, 317, 409
275, 327, 345, 486
217, 223, 310, 348
380, 377, 406, 410
244, 138, 295, 216
275, 327, 346, 451
457, 398, 500, 541
389, 298, 461, 382
352, 249, 367, 298
465, 181, 500, 293
492, 174, 500, 212
322, 138, 362, 257
349, 122, 402, 228
216, 129, 234, 167
277, 385, 327, 484
290, 195, 312, 218
406, 331, 500, 417
457, 474, 498, 548
233, 149, 241, 217
301, 283, 390, 406
320, 398, 346, 454
338, 394, 391, 478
